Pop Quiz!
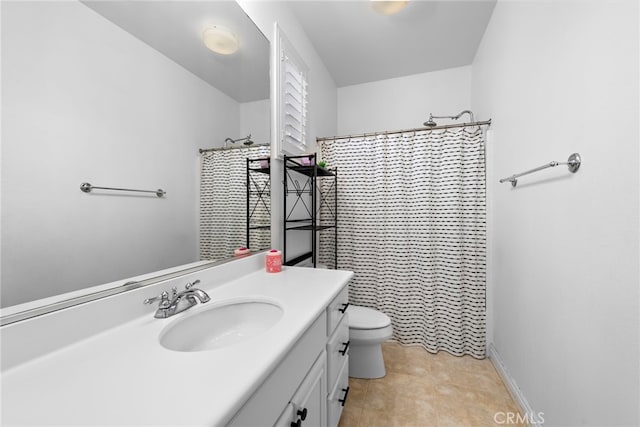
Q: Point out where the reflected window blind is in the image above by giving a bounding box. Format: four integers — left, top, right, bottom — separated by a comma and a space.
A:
283, 60, 307, 151
278, 27, 308, 155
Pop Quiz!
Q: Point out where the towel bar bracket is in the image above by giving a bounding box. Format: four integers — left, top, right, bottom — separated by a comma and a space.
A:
566, 153, 581, 173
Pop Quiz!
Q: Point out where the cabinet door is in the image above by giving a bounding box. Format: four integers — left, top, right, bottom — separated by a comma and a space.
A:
275, 351, 326, 427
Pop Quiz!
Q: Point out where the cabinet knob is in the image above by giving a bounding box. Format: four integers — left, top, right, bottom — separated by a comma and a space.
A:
290, 420, 301, 427
339, 340, 350, 356
338, 302, 350, 314
339, 387, 350, 407
297, 407, 308, 421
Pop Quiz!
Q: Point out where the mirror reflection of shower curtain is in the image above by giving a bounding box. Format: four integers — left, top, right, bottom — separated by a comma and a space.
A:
199, 146, 270, 261
319, 127, 486, 358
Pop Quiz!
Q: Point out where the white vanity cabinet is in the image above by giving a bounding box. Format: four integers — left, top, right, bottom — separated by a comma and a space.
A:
1, 257, 356, 427
274, 284, 351, 427
325, 286, 350, 427
274, 351, 326, 427
229, 312, 327, 427
229, 283, 351, 427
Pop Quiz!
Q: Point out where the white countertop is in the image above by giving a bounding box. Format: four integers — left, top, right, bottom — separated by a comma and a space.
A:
1, 266, 353, 426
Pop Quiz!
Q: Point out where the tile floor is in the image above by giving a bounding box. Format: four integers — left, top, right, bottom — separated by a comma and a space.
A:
339, 342, 526, 427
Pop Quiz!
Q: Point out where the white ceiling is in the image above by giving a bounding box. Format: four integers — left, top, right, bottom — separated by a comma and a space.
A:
289, 0, 496, 87
83, 1, 496, 99
82, 0, 270, 103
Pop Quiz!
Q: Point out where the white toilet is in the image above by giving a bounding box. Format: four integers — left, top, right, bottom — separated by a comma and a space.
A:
347, 305, 393, 379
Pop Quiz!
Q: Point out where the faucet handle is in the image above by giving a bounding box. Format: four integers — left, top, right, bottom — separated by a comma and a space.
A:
185, 279, 201, 290
143, 291, 170, 307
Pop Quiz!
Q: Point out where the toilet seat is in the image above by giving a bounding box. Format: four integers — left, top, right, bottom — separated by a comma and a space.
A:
349, 323, 393, 343
348, 305, 391, 330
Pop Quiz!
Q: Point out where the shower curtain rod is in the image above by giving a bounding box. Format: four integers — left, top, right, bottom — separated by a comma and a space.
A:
316, 119, 491, 142
199, 144, 269, 154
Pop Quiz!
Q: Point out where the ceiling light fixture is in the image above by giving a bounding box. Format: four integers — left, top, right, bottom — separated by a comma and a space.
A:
370, 0, 409, 15
202, 26, 239, 55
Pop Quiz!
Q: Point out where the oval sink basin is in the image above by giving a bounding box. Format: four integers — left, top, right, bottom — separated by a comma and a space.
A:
159, 300, 283, 352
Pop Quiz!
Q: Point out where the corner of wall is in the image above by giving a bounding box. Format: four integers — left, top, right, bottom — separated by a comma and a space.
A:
488, 344, 544, 427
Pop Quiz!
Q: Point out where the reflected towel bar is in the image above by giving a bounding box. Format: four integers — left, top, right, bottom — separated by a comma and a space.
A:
80, 182, 166, 197
499, 153, 581, 187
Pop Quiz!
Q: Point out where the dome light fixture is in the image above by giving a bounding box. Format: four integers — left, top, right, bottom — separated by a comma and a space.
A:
202, 26, 239, 55
370, 0, 409, 15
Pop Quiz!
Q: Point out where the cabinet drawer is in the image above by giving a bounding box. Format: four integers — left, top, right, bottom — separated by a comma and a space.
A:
327, 285, 349, 334
326, 315, 349, 390
327, 356, 349, 427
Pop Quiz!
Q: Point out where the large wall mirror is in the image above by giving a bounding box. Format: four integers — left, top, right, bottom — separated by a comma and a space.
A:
1, 1, 270, 315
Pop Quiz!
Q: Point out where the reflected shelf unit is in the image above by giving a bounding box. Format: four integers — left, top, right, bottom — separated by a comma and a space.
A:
246, 157, 271, 249
283, 153, 337, 268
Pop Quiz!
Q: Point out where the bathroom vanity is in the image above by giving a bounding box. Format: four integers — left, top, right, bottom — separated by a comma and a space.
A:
0, 253, 352, 426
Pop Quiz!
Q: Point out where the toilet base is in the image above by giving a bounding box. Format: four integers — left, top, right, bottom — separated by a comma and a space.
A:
349, 341, 387, 379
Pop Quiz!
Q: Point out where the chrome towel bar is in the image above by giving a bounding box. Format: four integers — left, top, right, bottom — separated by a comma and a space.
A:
80, 182, 166, 197
499, 153, 581, 187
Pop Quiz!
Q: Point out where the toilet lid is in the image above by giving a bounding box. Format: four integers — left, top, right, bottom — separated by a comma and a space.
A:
348, 305, 391, 330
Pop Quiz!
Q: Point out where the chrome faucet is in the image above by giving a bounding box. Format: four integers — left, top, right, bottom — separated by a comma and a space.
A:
144, 280, 211, 318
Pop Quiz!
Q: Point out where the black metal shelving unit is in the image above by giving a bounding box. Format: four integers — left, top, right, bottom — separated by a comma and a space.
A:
283, 153, 337, 268
246, 156, 271, 249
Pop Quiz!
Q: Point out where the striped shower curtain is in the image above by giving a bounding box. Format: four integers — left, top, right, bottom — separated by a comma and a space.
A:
319, 127, 486, 358
200, 146, 270, 261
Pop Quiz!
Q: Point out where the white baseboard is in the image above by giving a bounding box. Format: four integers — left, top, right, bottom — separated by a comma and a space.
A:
488, 343, 544, 427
